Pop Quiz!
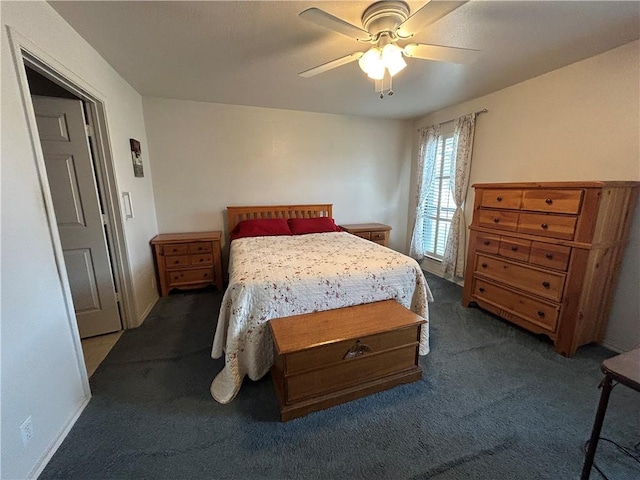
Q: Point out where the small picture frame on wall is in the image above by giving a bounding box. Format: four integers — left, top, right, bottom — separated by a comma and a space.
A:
130, 138, 144, 177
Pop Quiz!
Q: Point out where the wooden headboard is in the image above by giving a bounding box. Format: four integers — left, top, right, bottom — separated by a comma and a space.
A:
226, 204, 333, 232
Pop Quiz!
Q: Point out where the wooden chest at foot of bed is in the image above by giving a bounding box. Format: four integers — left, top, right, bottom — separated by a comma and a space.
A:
269, 300, 425, 422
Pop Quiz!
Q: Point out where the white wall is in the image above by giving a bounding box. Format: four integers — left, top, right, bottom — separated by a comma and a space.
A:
411, 40, 640, 352
143, 97, 413, 254
1, 2, 159, 478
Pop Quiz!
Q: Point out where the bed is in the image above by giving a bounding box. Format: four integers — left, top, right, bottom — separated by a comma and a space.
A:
210, 204, 433, 404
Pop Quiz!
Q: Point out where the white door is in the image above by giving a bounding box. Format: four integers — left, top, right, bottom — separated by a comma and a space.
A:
32, 96, 121, 338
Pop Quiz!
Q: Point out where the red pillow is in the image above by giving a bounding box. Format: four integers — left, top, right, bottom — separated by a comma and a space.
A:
230, 218, 292, 241
288, 217, 342, 235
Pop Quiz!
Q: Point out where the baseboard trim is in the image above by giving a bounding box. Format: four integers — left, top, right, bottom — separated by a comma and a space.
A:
421, 267, 465, 287
27, 395, 91, 479
600, 342, 624, 354
136, 296, 159, 327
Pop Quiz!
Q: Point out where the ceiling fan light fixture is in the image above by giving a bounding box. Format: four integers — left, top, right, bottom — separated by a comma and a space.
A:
381, 43, 407, 76
298, 1, 477, 98
367, 65, 386, 80
358, 47, 383, 75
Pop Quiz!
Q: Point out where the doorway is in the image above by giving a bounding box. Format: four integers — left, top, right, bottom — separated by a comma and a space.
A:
27, 67, 123, 338
19, 55, 136, 373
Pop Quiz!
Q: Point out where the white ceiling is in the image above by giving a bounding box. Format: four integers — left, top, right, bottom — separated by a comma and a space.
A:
49, 1, 640, 120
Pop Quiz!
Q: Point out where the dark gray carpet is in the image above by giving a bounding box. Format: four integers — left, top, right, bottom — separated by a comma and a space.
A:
40, 274, 639, 480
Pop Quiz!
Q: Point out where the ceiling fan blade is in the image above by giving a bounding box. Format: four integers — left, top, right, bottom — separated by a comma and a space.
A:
403, 43, 480, 64
299, 52, 364, 78
397, 1, 468, 38
300, 8, 372, 41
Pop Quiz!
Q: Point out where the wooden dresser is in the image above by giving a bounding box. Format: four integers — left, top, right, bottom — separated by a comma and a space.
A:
151, 231, 223, 296
340, 223, 391, 247
269, 300, 424, 421
462, 182, 638, 356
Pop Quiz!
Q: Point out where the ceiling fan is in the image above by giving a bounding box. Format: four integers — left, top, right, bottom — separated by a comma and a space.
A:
299, 1, 479, 96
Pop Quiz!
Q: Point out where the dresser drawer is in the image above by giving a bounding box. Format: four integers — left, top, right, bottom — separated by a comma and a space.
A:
522, 189, 583, 214
529, 242, 571, 271
284, 326, 419, 375
478, 210, 519, 232
188, 242, 212, 254
286, 344, 418, 402
165, 255, 190, 268
481, 189, 522, 209
472, 278, 559, 332
167, 268, 214, 286
498, 236, 531, 262
517, 213, 577, 240
476, 233, 500, 254
163, 244, 189, 256
475, 253, 565, 302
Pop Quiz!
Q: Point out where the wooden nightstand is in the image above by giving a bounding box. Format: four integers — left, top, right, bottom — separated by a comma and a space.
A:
340, 223, 391, 247
151, 231, 223, 297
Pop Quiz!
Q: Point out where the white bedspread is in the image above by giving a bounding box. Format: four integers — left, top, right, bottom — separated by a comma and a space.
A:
210, 232, 433, 404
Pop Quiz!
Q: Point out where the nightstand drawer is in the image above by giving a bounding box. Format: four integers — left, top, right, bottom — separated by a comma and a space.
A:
166, 255, 190, 268
190, 254, 213, 266
163, 244, 189, 256
189, 242, 212, 254
168, 268, 214, 286
371, 231, 387, 242
339, 223, 391, 247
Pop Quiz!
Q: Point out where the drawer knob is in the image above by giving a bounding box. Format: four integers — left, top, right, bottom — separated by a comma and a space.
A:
343, 340, 372, 360
199, 258, 204, 262
537, 311, 545, 318
496, 196, 503, 202
542, 281, 550, 288
174, 260, 179, 264
545, 253, 554, 259
541, 223, 548, 230
483, 240, 490, 246
481, 263, 488, 268
545, 198, 553, 205
493, 217, 500, 223
172, 248, 178, 252
478, 287, 485, 293
203, 273, 208, 277
511, 246, 518, 252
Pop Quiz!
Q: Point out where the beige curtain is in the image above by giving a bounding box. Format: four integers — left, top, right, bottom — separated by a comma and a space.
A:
409, 125, 441, 259
442, 113, 476, 278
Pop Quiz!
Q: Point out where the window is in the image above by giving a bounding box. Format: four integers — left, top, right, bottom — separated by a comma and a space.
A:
423, 132, 456, 260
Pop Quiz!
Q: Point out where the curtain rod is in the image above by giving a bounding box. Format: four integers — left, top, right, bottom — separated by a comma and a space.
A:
444, 108, 488, 123
419, 109, 488, 130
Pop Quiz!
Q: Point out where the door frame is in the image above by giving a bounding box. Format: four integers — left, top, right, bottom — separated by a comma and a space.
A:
7, 28, 137, 371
